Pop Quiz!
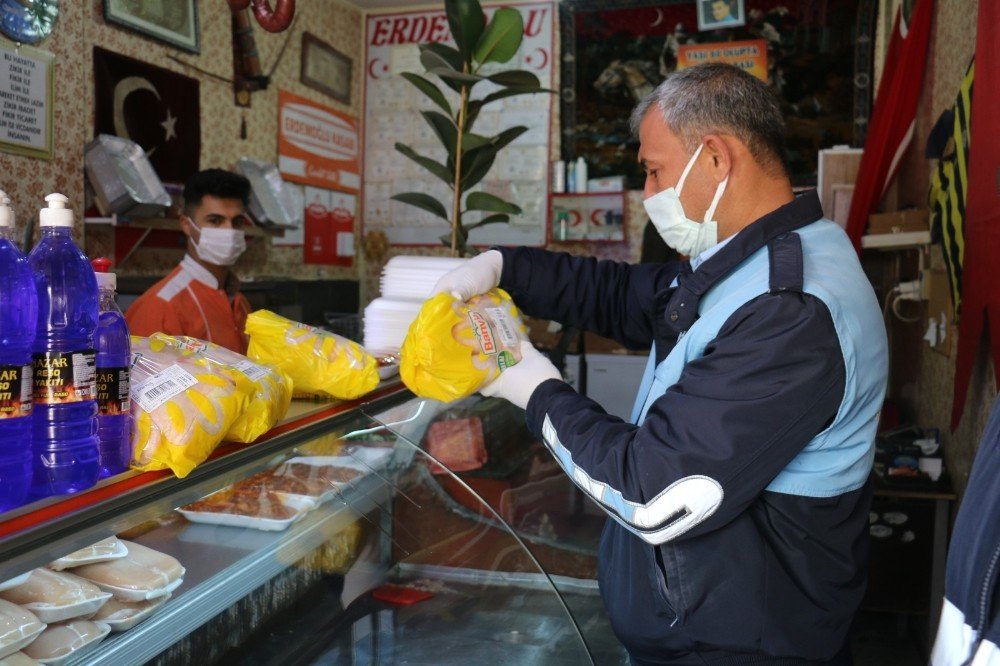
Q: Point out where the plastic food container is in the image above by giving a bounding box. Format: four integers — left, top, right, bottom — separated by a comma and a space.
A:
0, 571, 111, 624
21, 620, 110, 666
72, 542, 184, 603
178, 493, 312, 532
0, 576, 30, 595
0, 652, 41, 665
91, 593, 170, 633
48, 538, 128, 571
0, 600, 45, 660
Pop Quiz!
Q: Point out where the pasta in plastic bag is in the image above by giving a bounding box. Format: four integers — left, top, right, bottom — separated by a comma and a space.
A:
151, 334, 292, 443
400, 289, 529, 402
130, 336, 248, 477
245, 310, 379, 400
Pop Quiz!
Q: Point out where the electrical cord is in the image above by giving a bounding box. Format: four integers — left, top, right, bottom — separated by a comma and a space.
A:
883, 286, 922, 323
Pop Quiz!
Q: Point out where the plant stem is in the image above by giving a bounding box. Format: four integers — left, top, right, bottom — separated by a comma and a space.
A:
451, 68, 470, 257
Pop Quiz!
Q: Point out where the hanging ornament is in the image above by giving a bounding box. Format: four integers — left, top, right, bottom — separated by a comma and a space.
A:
0, 0, 59, 45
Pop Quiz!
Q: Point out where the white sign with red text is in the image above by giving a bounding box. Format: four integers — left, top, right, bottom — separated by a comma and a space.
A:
279, 89, 360, 193
364, 3, 555, 247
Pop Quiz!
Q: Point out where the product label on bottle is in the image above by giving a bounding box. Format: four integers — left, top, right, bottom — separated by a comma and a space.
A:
233, 359, 271, 382
33, 351, 97, 404
0, 364, 32, 419
132, 364, 198, 413
96, 366, 131, 415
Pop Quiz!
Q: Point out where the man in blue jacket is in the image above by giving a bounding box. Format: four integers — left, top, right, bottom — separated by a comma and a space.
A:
434, 63, 888, 664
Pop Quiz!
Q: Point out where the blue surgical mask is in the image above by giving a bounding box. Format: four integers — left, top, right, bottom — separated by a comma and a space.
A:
643, 143, 729, 257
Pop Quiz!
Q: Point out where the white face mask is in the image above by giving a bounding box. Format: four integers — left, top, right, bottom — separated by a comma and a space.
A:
643, 143, 729, 257
189, 220, 246, 266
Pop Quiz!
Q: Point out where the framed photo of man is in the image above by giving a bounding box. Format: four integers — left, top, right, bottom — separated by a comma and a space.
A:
698, 0, 746, 31
300, 32, 353, 105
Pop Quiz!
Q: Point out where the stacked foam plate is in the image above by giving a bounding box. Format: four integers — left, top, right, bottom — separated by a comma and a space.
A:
364, 256, 466, 353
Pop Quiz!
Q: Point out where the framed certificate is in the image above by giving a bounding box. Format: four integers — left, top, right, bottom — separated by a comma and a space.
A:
300, 32, 352, 105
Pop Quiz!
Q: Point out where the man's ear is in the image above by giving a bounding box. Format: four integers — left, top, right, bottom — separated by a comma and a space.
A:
179, 214, 195, 239
701, 134, 733, 183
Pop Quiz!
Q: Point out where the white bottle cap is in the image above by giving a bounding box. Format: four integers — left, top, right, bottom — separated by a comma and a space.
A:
40, 193, 74, 228
0, 190, 12, 228
95, 272, 116, 290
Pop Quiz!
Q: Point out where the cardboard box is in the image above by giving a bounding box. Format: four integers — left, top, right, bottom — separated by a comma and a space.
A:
868, 209, 929, 235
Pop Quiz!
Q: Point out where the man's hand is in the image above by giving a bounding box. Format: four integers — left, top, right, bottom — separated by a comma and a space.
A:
430, 250, 503, 301
480, 340, 562, 410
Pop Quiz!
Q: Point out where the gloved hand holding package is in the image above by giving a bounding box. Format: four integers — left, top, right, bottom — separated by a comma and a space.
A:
244, 310, 379, 400
151, 334, 292, 443
400, 289, 530, 402
130, 336, 248, 477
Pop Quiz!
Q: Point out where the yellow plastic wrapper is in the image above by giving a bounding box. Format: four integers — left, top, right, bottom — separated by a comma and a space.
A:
400, 289, 529, 402
151, 334, 293, 443
130, 336, 248, 477
244, 310, 379, 400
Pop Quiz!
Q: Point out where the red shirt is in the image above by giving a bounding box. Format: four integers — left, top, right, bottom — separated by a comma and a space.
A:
126, 255, 251, 354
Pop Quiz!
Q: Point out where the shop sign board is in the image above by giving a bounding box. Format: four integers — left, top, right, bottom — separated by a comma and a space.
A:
0, 42, 53, 160
278, 89, 360, 194
677, 39, 768, 82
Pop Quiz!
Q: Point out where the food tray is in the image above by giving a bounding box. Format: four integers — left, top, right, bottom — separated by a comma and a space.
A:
0, 623, 46, 660
177, 495, 312, 532
21, 593, 112, 625
0, 576, 30, 594
28, 621, 111, 666
90, 575, 184, 603
49, 539, 128, 571
94, 594, 170, 633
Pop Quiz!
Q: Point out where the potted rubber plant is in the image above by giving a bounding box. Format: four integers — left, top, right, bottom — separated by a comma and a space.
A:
391, 0, 551, 256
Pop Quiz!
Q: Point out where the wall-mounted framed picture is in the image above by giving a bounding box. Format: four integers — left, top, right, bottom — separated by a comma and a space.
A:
300, 32, 352, 105
103, 0, 200, 54
697, 0, 746, 31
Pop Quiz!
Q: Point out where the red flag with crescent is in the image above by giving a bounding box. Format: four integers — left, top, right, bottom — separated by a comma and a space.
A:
951, 0, 1000, 429
93, 47, 200, 185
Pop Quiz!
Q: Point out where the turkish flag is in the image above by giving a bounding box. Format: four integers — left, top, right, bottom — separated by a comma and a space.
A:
844, 0, 933, 250
951, 0, 1000, 429
93, 47, 200, 184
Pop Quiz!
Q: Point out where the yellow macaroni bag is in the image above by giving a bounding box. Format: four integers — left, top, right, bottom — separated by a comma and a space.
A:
400, 289, 529, 402
151, 334, 293, 443
245, 310, 379, 400
130, 336, 248, 477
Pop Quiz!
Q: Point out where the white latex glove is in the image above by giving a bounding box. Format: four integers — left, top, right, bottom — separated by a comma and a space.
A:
430, 249, 503, 301
480, 340, 562, 410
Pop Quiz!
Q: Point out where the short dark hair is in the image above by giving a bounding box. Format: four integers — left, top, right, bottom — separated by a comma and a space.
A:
630, 63, 788, 175
183, 169, 251, 211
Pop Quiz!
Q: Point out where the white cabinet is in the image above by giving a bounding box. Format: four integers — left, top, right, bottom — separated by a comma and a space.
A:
585, 353, 650, 422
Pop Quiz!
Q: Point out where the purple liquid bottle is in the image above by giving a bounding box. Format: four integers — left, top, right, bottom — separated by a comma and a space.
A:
27, 193, 100, 497
92, 257, 131, 478
0, 191, 36, 512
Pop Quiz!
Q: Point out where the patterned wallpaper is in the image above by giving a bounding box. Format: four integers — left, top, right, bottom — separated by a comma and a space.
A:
1, 0, 364, 281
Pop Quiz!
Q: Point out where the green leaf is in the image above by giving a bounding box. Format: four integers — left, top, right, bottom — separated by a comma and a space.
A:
465, 213, 510, 230
419, 48, 459, 73
421, 111, 458, 157
465, 192, 522, 215
390, 193, 450, 221
464, 99, 484, 130
446, 0, 485, 64
461, 145, 498, 189
394, 143, 454, 186
427, 67, 483, 86
479, 86, 550, 109
420, 43, 463, 71
400, 73, 451, 115
491, 126, 528, 151
473, 8, 523, 65
487, 70, 540, 88
462, 133, 490, 151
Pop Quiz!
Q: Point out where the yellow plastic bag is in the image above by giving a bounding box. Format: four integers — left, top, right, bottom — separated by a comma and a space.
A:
400, 289, 529, 402
130, 336, 248, 477
245, 310, 379, 400
151, 334, 293, 443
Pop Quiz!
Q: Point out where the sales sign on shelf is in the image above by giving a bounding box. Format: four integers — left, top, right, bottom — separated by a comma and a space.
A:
363, 3, 555, 247
0, 43, 53, 160
278, 89, 360, 193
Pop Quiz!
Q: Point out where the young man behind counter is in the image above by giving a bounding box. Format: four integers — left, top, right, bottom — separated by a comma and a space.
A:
126, 169, 253, 354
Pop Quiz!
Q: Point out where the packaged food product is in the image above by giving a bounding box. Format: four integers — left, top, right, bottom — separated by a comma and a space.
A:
400, 289, 529, 402
130, 336, 248, 477
21, 620, 110, 664
0, 652, 39, 665
0, 577, 29, 595
151, 334, 292, 443
72, 541, 184, 602
48, 538, 127, 571
177, 486, 311, 532
245, 310, 379, 400
0, 570, 111, 624
0, 600, 45, 660
91, 594, 169, 633
424, 417, 487, 474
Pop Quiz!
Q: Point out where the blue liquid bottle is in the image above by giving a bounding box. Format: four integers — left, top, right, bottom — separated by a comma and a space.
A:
92, 258, 131, 478
0, 191, 36, 512
27, 193, 100, 497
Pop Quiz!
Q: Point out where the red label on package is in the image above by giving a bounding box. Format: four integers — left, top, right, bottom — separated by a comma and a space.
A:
33, 350, 97, 404
0, 364, 32, 419
96, 366, 131, 415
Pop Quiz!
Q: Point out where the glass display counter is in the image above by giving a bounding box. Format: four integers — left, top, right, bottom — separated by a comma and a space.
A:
0, 383, 624, 665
